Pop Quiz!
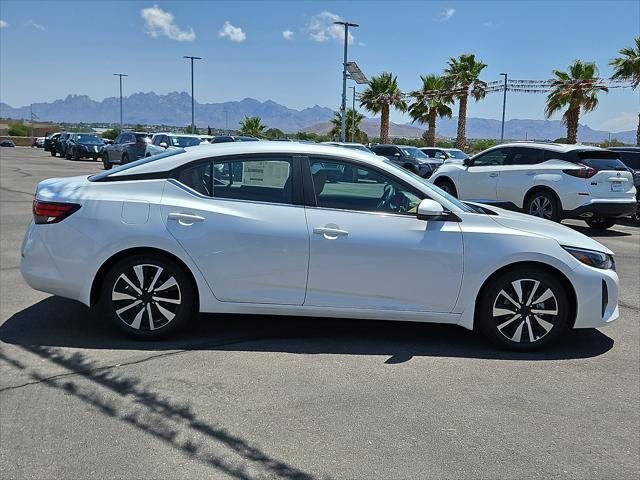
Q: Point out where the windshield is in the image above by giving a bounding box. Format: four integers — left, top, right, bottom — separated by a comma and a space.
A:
89, 149, 184, 182
170, 136, 202, 147
342, 144, 372, 152
400, 147, 428, 158
445, 149, 469, 159
382, 159, 474, 213
76, 134, 103, 144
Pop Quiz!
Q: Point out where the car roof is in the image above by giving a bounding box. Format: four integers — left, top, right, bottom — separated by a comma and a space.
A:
106, 141, 384, 177
489, 142, 603, 153
152, 132, 204, 138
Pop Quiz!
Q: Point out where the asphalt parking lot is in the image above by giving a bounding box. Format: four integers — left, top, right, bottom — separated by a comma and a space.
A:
1, 146, 638, 479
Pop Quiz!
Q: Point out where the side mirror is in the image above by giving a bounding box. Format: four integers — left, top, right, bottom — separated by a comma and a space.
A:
463, 158, 473, 167
416, 199, 445, 221
159, 142, 168, 149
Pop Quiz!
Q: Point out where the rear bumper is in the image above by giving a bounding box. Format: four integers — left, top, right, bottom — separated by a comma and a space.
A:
564, 200, 637, 219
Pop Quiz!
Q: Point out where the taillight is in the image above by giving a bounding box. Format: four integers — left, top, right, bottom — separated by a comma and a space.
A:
33, 199, 80, 224
563, 164, 597, 178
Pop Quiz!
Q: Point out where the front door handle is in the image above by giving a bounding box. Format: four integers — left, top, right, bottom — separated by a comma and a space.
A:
489, 172, 499, 178
313, 226, 349, 238
168, 212, 205, 224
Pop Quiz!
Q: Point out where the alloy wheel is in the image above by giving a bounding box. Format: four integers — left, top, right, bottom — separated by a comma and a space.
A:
529, 196, 553, 219
111, 263, 181, 331
492, 278, 559, 343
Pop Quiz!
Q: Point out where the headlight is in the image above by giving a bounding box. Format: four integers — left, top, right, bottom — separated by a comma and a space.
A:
563, 246, 615, 270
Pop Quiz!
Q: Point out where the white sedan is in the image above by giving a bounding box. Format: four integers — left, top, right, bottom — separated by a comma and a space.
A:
21, 143, 620, 350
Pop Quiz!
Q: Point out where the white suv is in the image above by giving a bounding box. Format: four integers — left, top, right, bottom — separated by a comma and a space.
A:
429, 143, 637, 229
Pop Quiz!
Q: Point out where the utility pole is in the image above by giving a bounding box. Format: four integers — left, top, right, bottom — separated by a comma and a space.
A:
183, 56, 202, 134
350, 86, 356, 142
113, 73, 128, 130
500, 73, 508, 142
224, 109, 228, 134
334, 21, 358, 142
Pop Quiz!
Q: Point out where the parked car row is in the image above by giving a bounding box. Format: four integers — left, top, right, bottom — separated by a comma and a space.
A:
428, 142, 638, 229
46, 132, 108, 160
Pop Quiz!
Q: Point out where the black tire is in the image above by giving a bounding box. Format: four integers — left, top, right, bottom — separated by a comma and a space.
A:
434, 178, 458, 197
72, 148, 80, 161
102, 155, 111, 170
65, 150, 72, 160
99, 253, 196, 339
632, 207, 640, 226
477, 267, 570, 351
585, 217, 616, 230
122, 153, 129, 165
50, 149, 56, 157
403, 163, 417, 174
525, 190, 560, 222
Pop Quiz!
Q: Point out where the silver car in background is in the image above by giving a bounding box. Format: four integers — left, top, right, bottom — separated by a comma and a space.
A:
145, 133, 208, 157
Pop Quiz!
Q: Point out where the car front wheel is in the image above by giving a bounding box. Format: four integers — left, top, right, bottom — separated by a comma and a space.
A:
477, 268, 569, 351
585, 217, 616, 230
525, 191, 559, 222
102, 155, 111, 170
100, 254, 196, 339
434, 178, 457, 197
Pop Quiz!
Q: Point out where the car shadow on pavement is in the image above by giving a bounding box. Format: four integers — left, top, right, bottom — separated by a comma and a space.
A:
0, 296, 614, 362
565, 223, 633, 237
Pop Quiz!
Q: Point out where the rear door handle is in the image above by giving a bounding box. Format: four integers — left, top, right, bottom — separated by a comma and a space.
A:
168, 212, 205, 224
313, 227, 349, 238
489, 172, 499, 178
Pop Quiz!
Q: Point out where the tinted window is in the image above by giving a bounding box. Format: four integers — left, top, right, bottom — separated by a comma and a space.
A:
473, 148, 511, 167
617, 152, 640, 170
170, 136, 202, 147
176, 162, 213, 196
510, 148, 545, 165
309, 158, 422, 215
213, 157, 293, 204
211, 136, 234, 143
372, 146, 398, 157
135, 134, 151, 143
400, 147, 428, 158
580, 158, 628, 171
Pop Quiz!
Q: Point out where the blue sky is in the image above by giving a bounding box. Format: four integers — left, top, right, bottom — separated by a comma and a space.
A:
1, 0, 638, 131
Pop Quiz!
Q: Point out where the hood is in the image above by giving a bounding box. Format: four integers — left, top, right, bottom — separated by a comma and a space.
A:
480, 205, 614, 255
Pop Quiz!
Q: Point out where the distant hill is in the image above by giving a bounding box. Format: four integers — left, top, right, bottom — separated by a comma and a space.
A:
0, 93, 335, 133
1, 92, 634, 143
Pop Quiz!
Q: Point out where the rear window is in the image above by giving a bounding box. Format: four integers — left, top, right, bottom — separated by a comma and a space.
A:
577, 151, 628, 171
135, 134, 151, 143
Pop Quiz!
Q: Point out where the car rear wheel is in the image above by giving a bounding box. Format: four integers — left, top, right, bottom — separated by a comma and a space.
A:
72, 148, 80, 161
100, 254, 196, 339
50, 150, 56, 157
434, 178, 457, 197
477, 268, 569, 351
585, 216, 616, 230
122, 153, 129, 165
525, 191, 559, 222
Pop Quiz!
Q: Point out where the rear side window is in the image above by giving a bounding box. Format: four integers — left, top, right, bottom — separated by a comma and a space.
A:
212, 157, 293, 204
176, 162, 213, 196
510, 148, 544, 165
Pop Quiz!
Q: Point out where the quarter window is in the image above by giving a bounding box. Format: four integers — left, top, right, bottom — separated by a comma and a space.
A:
176, 162, 213, 196
309, 158, 422, 215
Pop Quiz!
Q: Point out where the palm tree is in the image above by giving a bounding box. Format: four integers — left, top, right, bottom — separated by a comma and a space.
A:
443, 54, 487, 149
610, 37, 640, 145
408, 75, 453, 146
329, 109, 366, 142
545, 60, 608, 144
238, 116, 266, 137
359, 72, 407, 143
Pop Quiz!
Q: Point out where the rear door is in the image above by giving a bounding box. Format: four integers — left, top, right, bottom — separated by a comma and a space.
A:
457, 147, 512, 202
496, 147, 545, 207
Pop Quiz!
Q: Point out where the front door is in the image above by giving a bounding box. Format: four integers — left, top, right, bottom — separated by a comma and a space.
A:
458, 147, 512, 202
304, 157, 463, 312
161, 155, 309, 305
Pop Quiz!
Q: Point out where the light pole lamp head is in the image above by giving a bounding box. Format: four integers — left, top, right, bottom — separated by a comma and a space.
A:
333, 21, 359, 28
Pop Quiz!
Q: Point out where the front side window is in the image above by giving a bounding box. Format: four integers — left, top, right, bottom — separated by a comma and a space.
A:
213, 157, 293, 204
472, 148, 511, 167
309, 158, 422, 215
400, 147, 428, 158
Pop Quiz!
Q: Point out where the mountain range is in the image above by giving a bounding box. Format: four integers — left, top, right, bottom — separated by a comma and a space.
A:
1, 92, 635, 143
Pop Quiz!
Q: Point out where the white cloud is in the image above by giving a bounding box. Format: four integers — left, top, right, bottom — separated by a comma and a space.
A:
24, 19, 45, 31
433, 8, 456, 22
219, 21, 246, 42
601, 112, 638, 132
307, 11, 354, 44
0, 20, 8, 29
140, 5, 195, 42
282, 29, 294, 41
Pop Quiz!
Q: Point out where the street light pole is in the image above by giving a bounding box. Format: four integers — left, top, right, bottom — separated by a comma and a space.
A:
183, 56, 202, 134
334, 21, 358, 142
113, 73, 128, 130
351, 86, 356, 142
500, 72, 508, 142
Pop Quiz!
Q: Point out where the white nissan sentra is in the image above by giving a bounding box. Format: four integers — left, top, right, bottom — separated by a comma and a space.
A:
21, 143, 619, 350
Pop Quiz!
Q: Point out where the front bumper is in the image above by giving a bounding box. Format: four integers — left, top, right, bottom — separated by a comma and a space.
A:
564, 200, 637, 219
571, 262, 619, 329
